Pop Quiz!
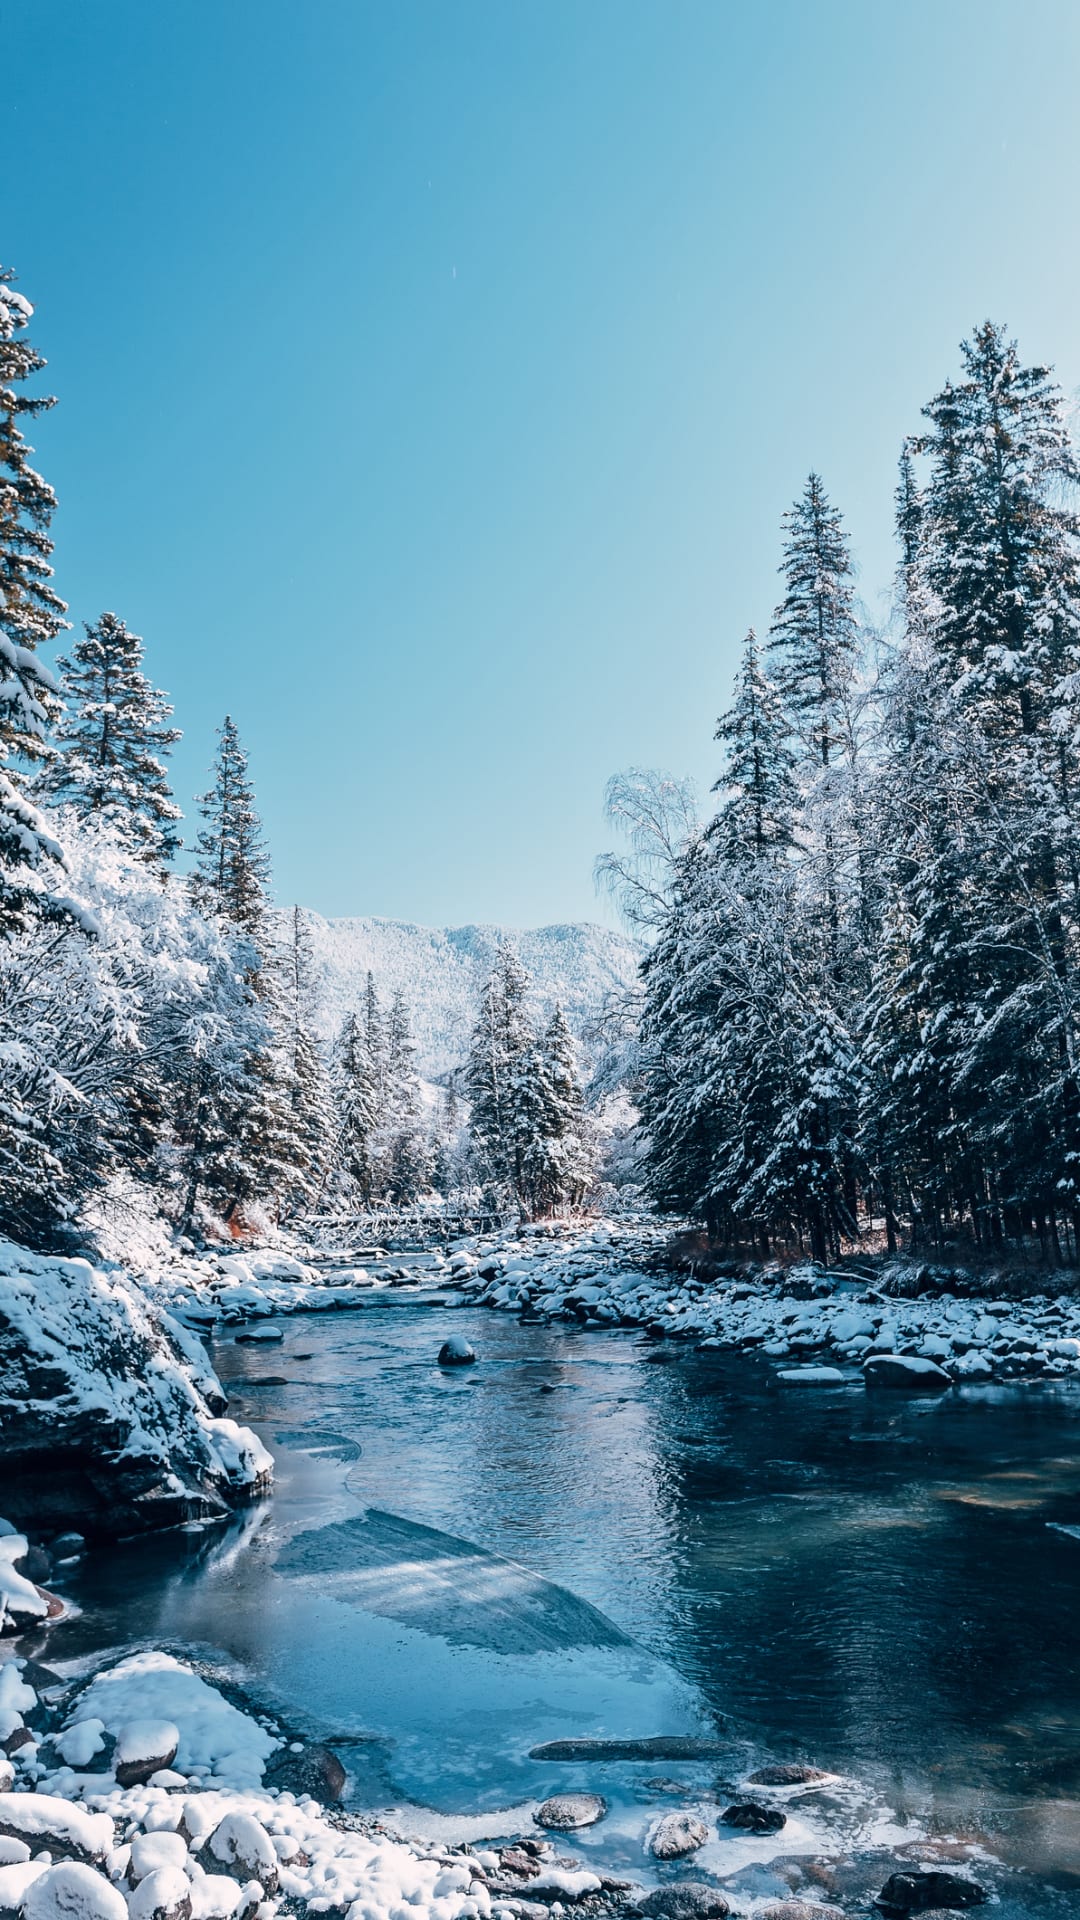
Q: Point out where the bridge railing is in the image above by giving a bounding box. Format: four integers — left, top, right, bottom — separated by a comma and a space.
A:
296, 1203, 519, 1249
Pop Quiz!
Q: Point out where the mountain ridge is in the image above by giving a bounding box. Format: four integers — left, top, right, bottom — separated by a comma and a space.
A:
290, 912, 641, 1079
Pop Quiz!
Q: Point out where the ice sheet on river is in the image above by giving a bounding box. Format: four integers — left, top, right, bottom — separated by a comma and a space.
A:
274, 1508, 634, 1654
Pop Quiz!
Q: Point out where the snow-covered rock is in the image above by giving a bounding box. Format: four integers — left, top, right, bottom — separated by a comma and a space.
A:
534, 1794, 607, 1831
649, 1811, 710, 1859
129, 1835, 190, 1884
0, 1535, 50, 1634
0, 1792, 113, 1864
864, 1354, 952, 1391
0, 1857, 50, 1904
777, 1366, 846, 1385
0, 1242, 272, 1534
114, 1722, 180, 1788
204, 1816, 278, 1894
22, 1861, 128, 1920
67, 1656, 277, 1791
127, 1865, 193, 1920
436, 1336, 475, 1367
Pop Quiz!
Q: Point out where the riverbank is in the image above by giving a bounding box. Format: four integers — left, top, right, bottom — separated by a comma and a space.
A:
136, 1222, 1080, 1388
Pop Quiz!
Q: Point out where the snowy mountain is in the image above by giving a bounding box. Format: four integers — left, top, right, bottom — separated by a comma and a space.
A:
294, 914, 641, 1079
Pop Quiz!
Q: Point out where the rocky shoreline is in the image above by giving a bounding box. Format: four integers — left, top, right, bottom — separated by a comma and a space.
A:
140, 1223, 1080, 1391
0, 1579, 994, 1920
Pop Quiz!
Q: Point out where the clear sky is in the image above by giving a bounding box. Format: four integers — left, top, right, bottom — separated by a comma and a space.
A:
8, 0, 1080, 926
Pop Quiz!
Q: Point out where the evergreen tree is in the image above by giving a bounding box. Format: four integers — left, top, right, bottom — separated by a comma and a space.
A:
191, 717, 270, 934
44, 612, 182, 867
0, 266, 74, 934
711, 630, 797, 858
466, 945, 546, 1214
329, 1009, 380, 1205
915, 321, 1080, 735
767, 473, 858, 769
274, 906, 332, 1213
528, 1005, 591, 1212
382, 990, 430, 1200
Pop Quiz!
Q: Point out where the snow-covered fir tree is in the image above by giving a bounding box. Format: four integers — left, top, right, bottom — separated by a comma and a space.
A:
0, 266, 77, 936
276, 905, 332, 1210
528, 1005, 591, 1213
382, 990, 431, 1201
42, 612, 182, 868
328, 1009, 380, 1207
466, 948, 592, 1217
711, 630, 797, 858
190, 716, 270, 934
767, 473, 858, 771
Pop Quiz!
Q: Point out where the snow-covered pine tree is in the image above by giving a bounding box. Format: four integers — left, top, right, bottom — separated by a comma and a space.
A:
915, 322, 1080, 736
190, 716, 270, 934
466, 945, 547, 1215
767, 473, 858, 771
382, 990, 430, 1201
328, 1010, 380, 1206
710, 630, 797, 858
527, 1004, 591, 1213
363, 970, 388, 1104
0, 266, 76, 935
838, 325, 1080, 1256
43, 612, 182, 867
273, 905, 333, 1214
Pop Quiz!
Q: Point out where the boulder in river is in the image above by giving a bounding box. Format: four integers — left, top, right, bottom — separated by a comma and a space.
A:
719, 1802, 786, 1834
746, 1764, 831, 1787
638, 1885, 730, 1919
438, 1336, 476, 1366
649, 1812, 710, 1859
757, 1905, 844, 1920
874, 1869, 988, 1913
264, 1741, 347, 1803
535, 1793, 607, 1831
864, 1355, 952, 1392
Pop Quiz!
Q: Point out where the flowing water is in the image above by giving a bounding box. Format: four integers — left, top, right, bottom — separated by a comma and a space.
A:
46, 1293, 1080, 1912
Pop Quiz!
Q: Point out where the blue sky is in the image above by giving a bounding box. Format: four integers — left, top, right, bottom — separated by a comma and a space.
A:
9, 0, 1080, 926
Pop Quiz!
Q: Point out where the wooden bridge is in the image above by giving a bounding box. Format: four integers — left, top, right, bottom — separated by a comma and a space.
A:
296, 1201, 519, 1253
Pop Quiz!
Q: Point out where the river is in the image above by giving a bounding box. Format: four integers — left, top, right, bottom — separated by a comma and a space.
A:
44, 1292, 1080, 1913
